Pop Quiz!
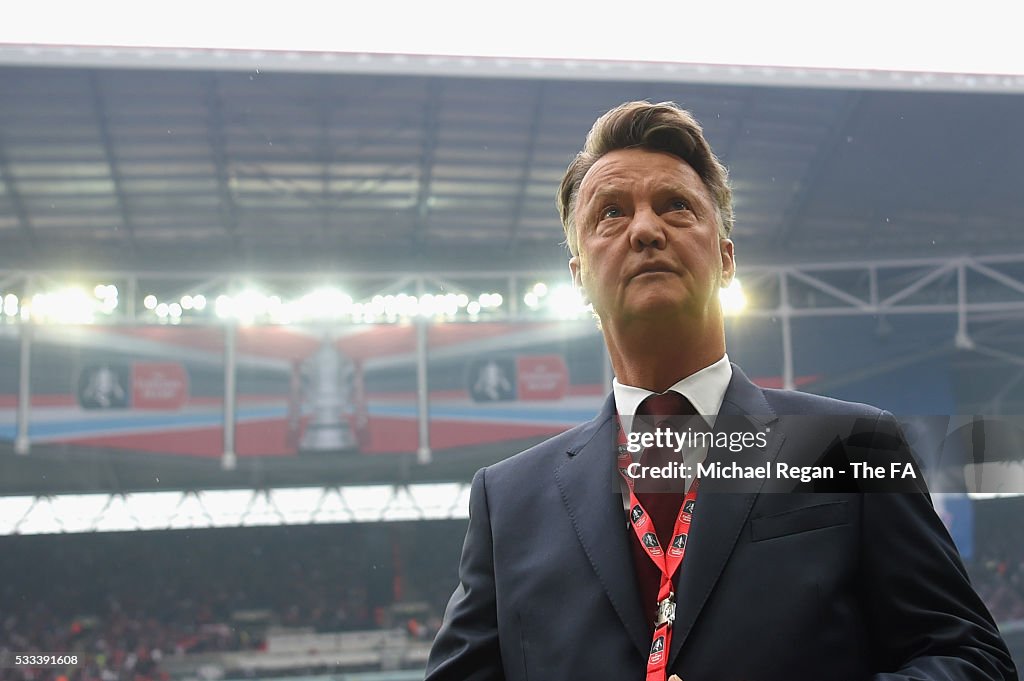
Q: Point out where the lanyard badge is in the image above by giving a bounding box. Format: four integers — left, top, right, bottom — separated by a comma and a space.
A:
616, 417, 700, 681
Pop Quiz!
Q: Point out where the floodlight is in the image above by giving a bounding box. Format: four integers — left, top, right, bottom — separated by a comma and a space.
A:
395, 294, 419, 317
720, 278, 747, 316
368, 295, 385, 317
30, 287, 94, 324
548, 284, 590, 318
2, 294, 18, 317
419, 293, 437, 317
234, 289, 269, 323
479, 292, 502, 308
299, 287, 353, 320
215, 295, 234, 319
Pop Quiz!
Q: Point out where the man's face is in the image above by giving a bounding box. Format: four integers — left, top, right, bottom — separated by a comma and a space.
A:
569, 148, 735, 328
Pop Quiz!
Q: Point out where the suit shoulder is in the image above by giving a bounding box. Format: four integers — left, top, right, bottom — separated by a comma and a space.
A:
484, 416, 606, 483
760, 387, 886, 419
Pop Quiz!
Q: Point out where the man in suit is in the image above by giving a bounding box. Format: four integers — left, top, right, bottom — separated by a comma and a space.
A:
424, 101, 1017, 680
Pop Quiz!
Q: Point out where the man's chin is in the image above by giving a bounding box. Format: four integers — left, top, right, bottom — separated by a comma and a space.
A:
620, 297, 691, 323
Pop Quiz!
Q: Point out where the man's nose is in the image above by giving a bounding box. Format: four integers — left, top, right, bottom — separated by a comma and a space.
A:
628, 207, 666, 250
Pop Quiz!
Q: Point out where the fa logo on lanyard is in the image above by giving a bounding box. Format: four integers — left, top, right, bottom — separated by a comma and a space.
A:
649, 635, 666, 664
641, 532, 663, 556
669, 533, 687, 557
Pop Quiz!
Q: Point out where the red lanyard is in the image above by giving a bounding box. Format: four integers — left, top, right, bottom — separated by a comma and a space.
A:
617, 418, 700, 681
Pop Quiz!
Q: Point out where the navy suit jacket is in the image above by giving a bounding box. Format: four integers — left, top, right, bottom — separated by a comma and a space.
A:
425, 365, 1017, 681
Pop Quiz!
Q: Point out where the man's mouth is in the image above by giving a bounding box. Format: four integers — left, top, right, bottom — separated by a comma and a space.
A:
632, 265, 676, 278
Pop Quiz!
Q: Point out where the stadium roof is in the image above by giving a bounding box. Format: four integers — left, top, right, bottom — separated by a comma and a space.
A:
1, 47, 1023, 275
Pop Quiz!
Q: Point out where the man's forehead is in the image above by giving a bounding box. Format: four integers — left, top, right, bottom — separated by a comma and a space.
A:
578, 148, 703, 201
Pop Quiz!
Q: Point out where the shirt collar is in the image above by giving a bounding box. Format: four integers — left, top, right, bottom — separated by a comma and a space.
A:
612, 353, 732, 428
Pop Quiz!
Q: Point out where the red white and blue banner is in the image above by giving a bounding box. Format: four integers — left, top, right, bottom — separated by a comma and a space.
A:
0, 321, 608, 457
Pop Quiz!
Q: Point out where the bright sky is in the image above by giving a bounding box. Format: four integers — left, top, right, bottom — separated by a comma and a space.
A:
3, 0, 1023, 76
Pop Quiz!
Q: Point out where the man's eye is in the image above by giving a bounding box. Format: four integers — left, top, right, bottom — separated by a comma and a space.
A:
670, 199, 690, 211
602, 206, 623, 219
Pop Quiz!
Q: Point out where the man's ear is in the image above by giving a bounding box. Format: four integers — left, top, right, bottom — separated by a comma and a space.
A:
568, 255, 589, 303
719, 238, 736, 287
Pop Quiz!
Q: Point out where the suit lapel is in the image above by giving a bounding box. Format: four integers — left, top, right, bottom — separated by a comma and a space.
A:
554, 395, 651, 659
668, 365, 784, 667
554, 367, 788, 666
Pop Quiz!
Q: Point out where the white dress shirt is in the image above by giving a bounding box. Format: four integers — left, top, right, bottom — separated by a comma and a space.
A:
612, 353, 733, 427
612, 354, 733, 499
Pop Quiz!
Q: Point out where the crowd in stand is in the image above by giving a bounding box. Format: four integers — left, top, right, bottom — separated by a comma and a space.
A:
969, 498, 1024, 623
0, 523, 457, 681
973, 558, 1024, 623
1, 513, 1020, 681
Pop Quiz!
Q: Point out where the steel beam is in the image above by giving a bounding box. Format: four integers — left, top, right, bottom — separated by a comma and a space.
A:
775, 91, 864, 246
204, 74, 242, 250
0, 131, 35, 253
89, 72, 137, 250
415, 278, 431, 464
222, 322, 238, 470
411, 82, 442, 252
14, 321, 31, 455
506, 82, 546, 250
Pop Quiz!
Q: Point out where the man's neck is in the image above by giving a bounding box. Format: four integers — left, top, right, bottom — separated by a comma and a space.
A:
603, 317, 726, 393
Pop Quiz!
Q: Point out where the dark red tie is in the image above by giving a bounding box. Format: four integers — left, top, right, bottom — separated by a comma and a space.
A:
630, 391, 698, 628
